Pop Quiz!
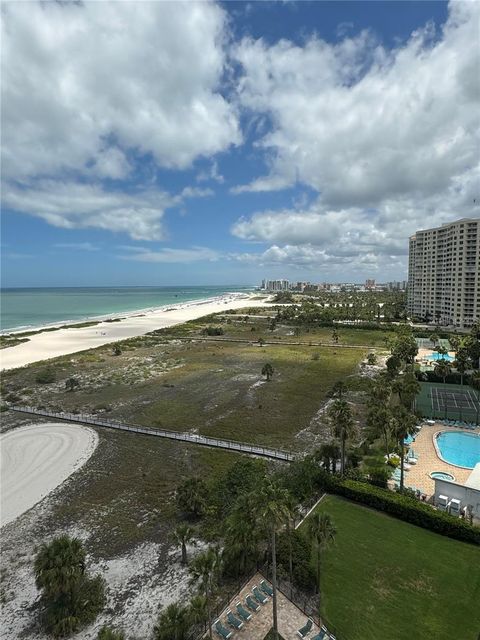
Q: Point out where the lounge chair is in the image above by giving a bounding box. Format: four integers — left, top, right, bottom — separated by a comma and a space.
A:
236, 602, 252, 621
214, 619, 232, 640
253, 585, 268, 604
297, 618, 313, 638
260, 579, 274, 597
226, 610, 243, 630
246, 594, 260, 612
311, 628, 329, 640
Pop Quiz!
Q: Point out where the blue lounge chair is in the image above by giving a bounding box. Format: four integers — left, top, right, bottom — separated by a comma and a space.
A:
297, 618, 313, 638
260, 579, 274, 597
226, 610, 243, 630
246, 594, 260, 612
236, 602, 252, 621
214, 619, 232, 640
253, 585, 268, 604
311, 629, 328, 640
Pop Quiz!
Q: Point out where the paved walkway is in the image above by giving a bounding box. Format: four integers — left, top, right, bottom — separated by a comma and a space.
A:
208, 573, 320, 640
400, 422, 479, 497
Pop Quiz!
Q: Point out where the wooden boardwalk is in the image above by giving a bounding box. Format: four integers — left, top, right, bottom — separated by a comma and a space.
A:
9, 406, 297, 462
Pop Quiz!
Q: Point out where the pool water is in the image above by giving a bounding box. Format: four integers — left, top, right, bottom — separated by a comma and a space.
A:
436, 431, 480, 468
430, 471, 455, 481
429, 352, 454, 361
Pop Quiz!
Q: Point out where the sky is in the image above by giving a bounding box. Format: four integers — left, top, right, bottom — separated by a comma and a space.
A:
1, 0, 479, 287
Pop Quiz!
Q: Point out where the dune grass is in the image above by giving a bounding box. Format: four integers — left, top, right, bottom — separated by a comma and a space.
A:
301, 495, 480, 640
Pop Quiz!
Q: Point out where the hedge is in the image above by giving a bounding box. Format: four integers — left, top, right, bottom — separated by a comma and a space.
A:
315, 474, 480, 545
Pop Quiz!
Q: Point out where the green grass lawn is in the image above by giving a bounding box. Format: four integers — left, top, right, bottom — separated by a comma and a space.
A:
301, 495, 480, 640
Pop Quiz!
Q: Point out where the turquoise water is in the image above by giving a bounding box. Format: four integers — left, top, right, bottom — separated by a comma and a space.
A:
430, 471, 455, 481
436, 431, 480, 468
430, 352, 454, 361
0, 286, 252, 332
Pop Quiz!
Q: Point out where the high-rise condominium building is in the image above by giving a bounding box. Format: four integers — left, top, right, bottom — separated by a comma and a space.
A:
407, 218, 479, 328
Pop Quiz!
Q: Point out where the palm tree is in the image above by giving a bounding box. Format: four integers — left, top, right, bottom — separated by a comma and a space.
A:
449, 334, 461, 357
316, 442, 341, 473
328, 399, 355, 475
223, 497, 260, 576
176, 477, 208, 519
259, 480, 291, 640
189, 547, 222, 639
434, 359, 452, 385
367, 405, 392, 456
430, 332, 439, 348
284, 491, 300, 597
454, 348, 471, 387
262, 363, 274, 381
170, 523, 195, 565
307, 512, 336, 621
153, 603, 190, 640
34, 535, 86, 599
471, 372, 480, 425
188, 594, 208, 626
390, 407, 418, 490
394, 366, 420, 412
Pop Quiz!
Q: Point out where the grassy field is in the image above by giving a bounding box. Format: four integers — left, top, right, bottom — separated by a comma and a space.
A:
301, 496, 480, 640
1, 314, 386, 555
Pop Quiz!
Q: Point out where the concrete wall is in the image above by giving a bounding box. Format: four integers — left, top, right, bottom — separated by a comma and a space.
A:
434, 478, 480, 521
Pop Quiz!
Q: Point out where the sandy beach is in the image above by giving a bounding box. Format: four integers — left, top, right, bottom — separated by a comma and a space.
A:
0, 293, 270, 370
0, 423, 98, 527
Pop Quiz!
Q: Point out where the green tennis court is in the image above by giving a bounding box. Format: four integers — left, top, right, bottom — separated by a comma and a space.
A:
416, 382, 479, 423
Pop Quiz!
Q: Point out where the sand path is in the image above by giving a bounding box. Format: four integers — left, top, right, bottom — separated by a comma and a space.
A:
0, 423, 98, 527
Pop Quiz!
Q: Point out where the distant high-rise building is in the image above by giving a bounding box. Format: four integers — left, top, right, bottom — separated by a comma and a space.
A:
365, 279, 376, 289
407, 218, 479, 328
261, 279, 290, 291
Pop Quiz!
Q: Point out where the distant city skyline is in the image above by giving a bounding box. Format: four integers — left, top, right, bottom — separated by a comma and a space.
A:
1, 1, 478, 287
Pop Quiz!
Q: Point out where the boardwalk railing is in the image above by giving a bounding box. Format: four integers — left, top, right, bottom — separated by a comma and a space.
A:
9, 406, 297, 462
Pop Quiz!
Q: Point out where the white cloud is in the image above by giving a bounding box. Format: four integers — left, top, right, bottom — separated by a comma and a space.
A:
1, 1, 240, 182
3, 180, 175, 241
54, 242, 99, 252
120, 246, 220, 263
196, 160, 225, 184
233, 2, 480, 209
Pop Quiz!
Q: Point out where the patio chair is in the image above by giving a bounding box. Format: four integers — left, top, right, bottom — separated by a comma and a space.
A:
260, 579, 274, 597
297, 618, 313, 638
214, 619, 233, 640
226, 610, 243, 630
312, 627, 330, 640
246, 594, 260, 612
253, 585, 268, 604
236, 602, 252, 621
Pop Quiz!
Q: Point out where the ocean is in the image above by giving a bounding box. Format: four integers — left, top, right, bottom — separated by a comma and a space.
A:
0, 286, 253, 332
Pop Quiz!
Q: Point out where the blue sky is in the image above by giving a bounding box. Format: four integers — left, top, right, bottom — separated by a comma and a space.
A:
1, 0, 478, 287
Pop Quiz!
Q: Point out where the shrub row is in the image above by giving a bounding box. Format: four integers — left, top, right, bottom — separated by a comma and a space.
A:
317, 475, 480, 545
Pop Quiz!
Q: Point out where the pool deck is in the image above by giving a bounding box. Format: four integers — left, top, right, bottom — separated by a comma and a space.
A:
395, 423, 480, 498
206, 573, 321, 640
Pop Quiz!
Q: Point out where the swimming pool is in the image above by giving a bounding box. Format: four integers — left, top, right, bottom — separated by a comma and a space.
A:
429, 352, 454, 361
435, 431, 480, 468
430, 471, 455, 481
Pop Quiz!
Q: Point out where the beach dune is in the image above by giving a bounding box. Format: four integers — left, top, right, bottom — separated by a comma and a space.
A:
0, 423, 98, 527
0, 294, 270, 370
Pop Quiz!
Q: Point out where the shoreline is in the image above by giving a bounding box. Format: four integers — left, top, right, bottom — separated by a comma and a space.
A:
1, 288, 256, 335
0, 293, 271, 370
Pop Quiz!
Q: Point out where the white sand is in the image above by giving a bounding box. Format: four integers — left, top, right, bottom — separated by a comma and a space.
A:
0, 423, 98, 527
0, 294, 270, 370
